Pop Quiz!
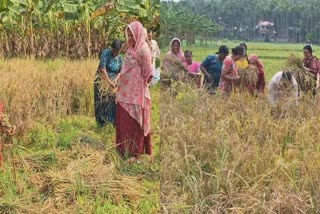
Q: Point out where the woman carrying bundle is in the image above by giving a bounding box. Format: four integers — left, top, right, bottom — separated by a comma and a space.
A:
219, 46, 244, 94
236, 43, 250, 74
162, 38, 185, 69
161, 38, 187, 81
248, 54, 266, 95
302, 45, 320, 92
94, 39, 123, 127
183, 50, 203, 88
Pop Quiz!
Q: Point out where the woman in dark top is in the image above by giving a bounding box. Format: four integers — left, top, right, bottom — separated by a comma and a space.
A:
200, 45, 229, 91
94, 39, 123, 127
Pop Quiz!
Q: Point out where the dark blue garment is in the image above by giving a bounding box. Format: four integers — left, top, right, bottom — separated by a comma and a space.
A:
94, 49, 122, 127
98, 49, 123, 80
201, 54, 223, 88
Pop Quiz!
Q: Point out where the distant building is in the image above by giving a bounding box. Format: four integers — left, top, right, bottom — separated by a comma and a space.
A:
255, 21, 277, 42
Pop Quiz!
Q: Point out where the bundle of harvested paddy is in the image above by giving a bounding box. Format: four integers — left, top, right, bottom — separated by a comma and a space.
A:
286, 55, 316, 93
239, 64, 258, 92
161, 55, 199, 88
96, 77, 116, 98
39, 151, 143, 208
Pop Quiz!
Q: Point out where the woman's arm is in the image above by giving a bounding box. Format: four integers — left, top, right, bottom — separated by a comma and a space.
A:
304, 58, 319, 75
114, 73, 121, 85
200, 65, 213, 82
140, 45, 153, 84
221, 65, 240, 82
98, 50, 116, 87
100, 67, 116, 88
120, 43, 127, 53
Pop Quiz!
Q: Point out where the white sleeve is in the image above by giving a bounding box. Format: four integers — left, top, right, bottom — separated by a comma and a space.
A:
154, 40, 160, 58
268, 72, 281, 106
292, 77, 299, 105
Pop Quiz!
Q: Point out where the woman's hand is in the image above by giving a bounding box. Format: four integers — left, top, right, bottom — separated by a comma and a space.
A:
303, 66, 310, 71
206, 75, 214, 82
109, 81, 116, 88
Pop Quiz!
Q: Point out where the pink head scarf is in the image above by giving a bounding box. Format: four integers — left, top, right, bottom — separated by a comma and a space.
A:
249, 54, 265, 74
168, 38, 185, 62
125, 21, 147, 59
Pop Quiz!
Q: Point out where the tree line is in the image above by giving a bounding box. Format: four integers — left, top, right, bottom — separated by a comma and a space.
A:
161, 0, 320, 46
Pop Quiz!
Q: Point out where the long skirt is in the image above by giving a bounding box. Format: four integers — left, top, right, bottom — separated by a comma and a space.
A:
94, 77, 116, 127
115, 103, 152, 158
256, 72, 266, 94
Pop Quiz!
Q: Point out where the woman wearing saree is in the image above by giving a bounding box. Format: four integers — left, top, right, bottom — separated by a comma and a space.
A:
161, 38, 187, 81
219, 46, 244, 94
303, 45, 320, 92
94, 39, 123, 127
115, 21, 153, 161
248, 54, 266, 95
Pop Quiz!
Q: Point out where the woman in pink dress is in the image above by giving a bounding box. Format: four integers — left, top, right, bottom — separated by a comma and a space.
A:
303, 45, 320, 76
219, 46, 244, 93
303, 45, 320, 93
248, 54, 266, 95
183, 50, 202, 88
162, 38, 185, 70
115, 21, 153, 161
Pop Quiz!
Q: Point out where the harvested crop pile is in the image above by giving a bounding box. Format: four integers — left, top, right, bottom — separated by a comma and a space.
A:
161, 55, 198, 88
2, 145, 144, 213
239, 64, 258, 92
286, 55, 316, 93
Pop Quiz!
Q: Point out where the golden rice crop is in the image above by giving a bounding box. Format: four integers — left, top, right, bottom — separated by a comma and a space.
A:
0, 58, 95, 134
160, 82, 320, 213
0, 59, 160, 214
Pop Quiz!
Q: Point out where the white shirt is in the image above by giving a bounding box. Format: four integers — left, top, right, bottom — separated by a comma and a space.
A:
150, 39, 160, 70
268, 71, 299, 106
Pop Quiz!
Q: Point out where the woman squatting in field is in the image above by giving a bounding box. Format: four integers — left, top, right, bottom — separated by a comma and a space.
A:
268, 71, 299, 107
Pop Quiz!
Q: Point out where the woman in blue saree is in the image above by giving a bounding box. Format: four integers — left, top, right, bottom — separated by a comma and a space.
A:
94, 39, 123, 127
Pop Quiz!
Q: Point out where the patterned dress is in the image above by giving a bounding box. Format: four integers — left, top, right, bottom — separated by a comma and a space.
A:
219, 56, 238, 93
94, 49, 122, 126
116, 21, 153, 158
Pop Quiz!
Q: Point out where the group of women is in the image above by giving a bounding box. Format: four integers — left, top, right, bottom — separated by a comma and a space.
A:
94, 21, 158, 163
162, 39, 267, 95
94, 27, 320, 161
162, 38, 320, 106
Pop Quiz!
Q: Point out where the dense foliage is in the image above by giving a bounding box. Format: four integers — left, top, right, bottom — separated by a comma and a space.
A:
0, 0, 160, 58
